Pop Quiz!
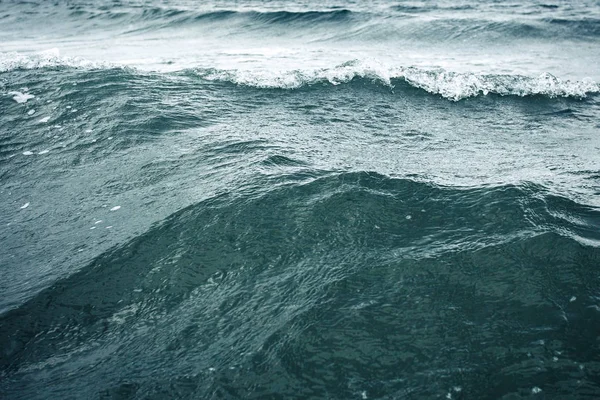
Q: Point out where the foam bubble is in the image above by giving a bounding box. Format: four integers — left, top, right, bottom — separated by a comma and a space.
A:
9, 91, 35, 104
95, 220, 103, 224
27, 109, 35, 115
110, 206, 121, 211
20, 202, 29, 209
38, 116, 50, 123
22, 151, 34, 156
38, 150, 49, 155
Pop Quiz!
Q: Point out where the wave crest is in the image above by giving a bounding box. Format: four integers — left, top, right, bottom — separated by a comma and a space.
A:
0, 49, 113, 73
2, 52, 597, 101
193, 61, 600, 101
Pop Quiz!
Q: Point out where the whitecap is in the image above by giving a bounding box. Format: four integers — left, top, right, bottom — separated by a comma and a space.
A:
193, 60, 600, 101
0, 49, 112, 73
9, 91, 35, 104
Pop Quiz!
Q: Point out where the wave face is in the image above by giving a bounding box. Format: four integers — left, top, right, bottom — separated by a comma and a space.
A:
2, 0, 600, 399
2, 172, 600, 399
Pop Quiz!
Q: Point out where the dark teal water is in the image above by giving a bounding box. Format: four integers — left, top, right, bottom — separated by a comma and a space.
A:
2, 1, 600, 399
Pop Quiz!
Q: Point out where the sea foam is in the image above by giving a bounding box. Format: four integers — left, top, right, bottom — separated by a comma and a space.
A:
194, 60, 600, 100
0, 49, 112, 73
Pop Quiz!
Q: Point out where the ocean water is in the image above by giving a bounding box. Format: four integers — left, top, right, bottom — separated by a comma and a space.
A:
1, 0, 600, 398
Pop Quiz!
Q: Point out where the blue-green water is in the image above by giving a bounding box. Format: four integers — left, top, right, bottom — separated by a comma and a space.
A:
1, 1, 600, 398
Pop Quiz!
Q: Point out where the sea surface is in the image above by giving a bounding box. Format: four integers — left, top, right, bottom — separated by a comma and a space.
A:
1, 0, 600, 398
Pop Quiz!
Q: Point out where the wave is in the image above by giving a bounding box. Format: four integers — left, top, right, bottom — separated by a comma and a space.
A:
2, 52, 597, 101
1, 50, 597, 101
0, 49, 115, 73
6, 2, 600, 41
191, 9, 354, 24
1, 172, 598, 380
55, 6, 358, 29
192, 61, 599, 101
77, 9, 600, 40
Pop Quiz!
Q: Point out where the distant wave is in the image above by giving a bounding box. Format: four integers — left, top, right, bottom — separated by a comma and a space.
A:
93, 9, 600, 40
5, 2, 600, 41
192, 9, 354, 24
192, 61, 600, 101
65, 6, 357, 28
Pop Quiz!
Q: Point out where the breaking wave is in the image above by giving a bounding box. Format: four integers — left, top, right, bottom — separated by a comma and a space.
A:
193, 61, 600, 101
2, 51, 598, 101
0, 49, 115, 73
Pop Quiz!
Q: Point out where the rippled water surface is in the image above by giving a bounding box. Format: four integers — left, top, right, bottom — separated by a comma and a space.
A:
1, 0, 600, 398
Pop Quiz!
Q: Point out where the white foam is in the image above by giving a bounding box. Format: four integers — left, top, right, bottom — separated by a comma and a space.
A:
402, 69, 599, 101
9, 91, 35, 104
570, 296, 576, 302
110, 206, 121, 211
532, 387, 542, 394
194, 60, 600, 101
38, 149, 49, 155
22, 151, 34, 156
38, 116, 50, 123
95, 220, 103, 224
20, 202, 29, 209
27, 109, 35, 115
0, 49, 112, 73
